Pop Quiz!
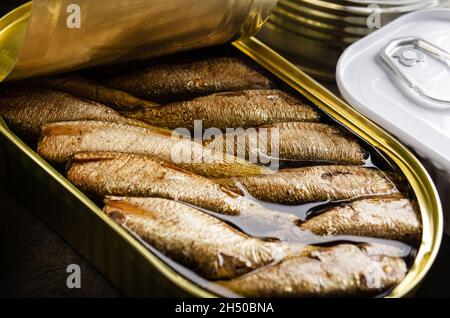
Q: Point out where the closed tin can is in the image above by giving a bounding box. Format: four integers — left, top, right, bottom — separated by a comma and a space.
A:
256, 0, 450, 81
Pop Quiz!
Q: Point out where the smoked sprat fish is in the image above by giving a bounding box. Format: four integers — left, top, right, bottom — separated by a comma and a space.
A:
103, 196, 299, 279
206, 121, 365, 165
0, 87, 129, 140
103, 57, 273, 102
68, 152, 245, 215
37, 120, 269, 178
67, 152, 307, 238
220, 244, 407, 297
120, 90, 319, 131
0, 45, 421, 299
217, 165, 399, 204
301, 197, 422, 243
25, 76, 159, 111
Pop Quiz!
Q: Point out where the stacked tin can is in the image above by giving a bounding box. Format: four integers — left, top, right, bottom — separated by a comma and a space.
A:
256, 0, 450, 81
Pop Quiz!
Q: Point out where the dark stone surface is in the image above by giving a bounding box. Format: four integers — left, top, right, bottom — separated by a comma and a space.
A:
0, 1, 28, 17
0, 181, 121, 298
0, 0, 120, 299
415, 235, 450, 298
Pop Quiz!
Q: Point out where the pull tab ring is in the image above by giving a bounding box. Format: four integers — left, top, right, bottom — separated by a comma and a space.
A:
380, 37, 450, 110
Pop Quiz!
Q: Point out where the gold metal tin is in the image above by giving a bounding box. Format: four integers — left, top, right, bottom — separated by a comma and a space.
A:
0, 3, 30, 81
0, 3, 443, 298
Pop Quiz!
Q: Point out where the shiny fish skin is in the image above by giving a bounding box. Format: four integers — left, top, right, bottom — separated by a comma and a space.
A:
220, 244, 407, 297
67, 152, 245, 215
37, 120, 269, 178
217, 165, 399, 204
121, 90, 319, 131
67, 152, 307, 234
103, 196, 298, 279
301, 197, 422, 243
206, 121, 364, 165
103, 57, 272, 102
360, 241, 412, 258
25, 76, 159, 111
0, 87, 127, 141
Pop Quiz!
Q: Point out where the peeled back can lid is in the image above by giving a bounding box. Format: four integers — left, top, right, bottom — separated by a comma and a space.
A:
0, 0, 278, 81
337, 9, 450, 174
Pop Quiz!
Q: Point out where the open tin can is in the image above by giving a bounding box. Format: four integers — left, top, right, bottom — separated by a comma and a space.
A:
0, 1, 443, 297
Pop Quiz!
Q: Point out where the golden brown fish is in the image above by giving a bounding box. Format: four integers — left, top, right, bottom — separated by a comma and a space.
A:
219, 244, 407, 297
24, 76, 159, 111
103, 57, 272, 102
37, 120, 269, 178
68, 152, 245, 215
103, 196, 301, 279
120, 90, 319, 131
301, 197, 422, 243
206, 122, 365, 165
217, 165, 399, 204
0, 87, 129, 141
67, 152, 309, 238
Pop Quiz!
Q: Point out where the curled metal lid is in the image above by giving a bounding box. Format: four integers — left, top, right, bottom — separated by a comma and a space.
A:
0, 0, 277, 81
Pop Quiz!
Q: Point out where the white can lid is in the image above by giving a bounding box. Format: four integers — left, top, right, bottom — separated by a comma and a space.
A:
337, 9, 450, 172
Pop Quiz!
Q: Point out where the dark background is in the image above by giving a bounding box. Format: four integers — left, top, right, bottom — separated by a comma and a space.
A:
1, 1, 28, 14
0, 1, 449, 298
